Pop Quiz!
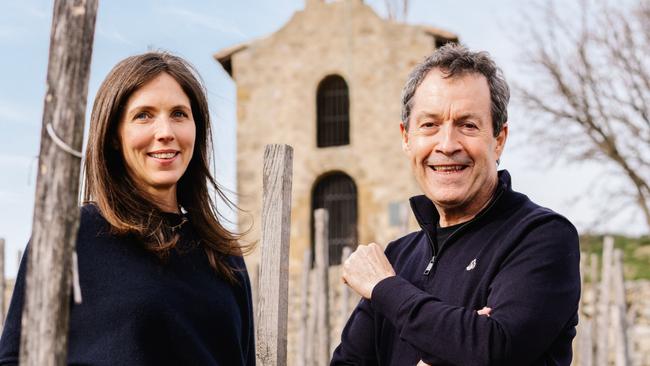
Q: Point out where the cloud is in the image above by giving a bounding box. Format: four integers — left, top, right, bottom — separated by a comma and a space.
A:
157, 6, 248, 38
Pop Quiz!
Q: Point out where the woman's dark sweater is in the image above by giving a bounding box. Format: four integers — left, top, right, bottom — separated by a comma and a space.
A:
0, 204, 255, 365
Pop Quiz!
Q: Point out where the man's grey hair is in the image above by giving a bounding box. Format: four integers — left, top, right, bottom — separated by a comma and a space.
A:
401, 43, 510, 137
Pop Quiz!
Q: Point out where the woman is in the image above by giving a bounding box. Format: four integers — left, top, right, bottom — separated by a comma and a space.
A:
0, 52, 255, 365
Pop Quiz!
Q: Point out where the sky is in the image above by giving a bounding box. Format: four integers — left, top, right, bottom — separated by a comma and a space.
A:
0, 0, 645, 277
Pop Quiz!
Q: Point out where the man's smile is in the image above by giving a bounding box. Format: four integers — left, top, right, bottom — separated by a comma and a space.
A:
428, 164, 469, 172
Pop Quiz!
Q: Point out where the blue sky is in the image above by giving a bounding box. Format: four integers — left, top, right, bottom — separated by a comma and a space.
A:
0, 0, 644, 277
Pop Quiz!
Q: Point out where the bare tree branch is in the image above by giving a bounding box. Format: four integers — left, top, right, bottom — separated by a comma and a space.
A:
515, 0, 650, 230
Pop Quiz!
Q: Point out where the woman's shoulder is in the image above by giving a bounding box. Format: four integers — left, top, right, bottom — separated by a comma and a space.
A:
226, 254, 247, 271
78, 203, 112, 238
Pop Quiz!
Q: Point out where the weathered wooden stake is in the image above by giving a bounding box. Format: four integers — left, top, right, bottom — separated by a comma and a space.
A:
255, 144, 293, 366
578, 318, 593, 366
251, 262, 260, 311
306, 270, 317, 366
400, 202, 410, 236
578, 251, 586, 312
20, 1, 97, 365
613, 249, 630, 366
314, 208, 330, 366
595, 235, 614, 366
0, 238, 5, 326
588, 251, 599, 358
574, 251, 586, 366
298, 249, 311, 366
589, 253, 599, 284
340, 246, 352, 327
16, 250, 23, 275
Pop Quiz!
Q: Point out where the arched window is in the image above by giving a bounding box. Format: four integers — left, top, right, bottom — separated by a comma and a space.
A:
311, 172, 358, 265
316, 75, 350, 147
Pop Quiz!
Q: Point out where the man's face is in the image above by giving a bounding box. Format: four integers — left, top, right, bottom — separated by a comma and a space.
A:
401, 68, 508, 222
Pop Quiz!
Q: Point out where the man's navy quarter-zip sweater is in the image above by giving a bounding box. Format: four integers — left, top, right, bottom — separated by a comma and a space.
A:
331, 170, 581, 366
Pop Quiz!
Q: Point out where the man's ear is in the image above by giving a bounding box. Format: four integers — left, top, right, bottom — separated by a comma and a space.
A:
495, 122, 508, 160
400, 122, 410, 153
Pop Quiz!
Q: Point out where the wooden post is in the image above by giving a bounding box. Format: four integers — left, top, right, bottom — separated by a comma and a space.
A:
613, 249, 630, 366
314, 209, 330, 366
298, 249, 311, 366
588, 251, 599, 356
578, 318, 594, 366
306, 270, 317, 366
255, 144, 293, 366
0, 238, 4, 326
579, 251, 586, 312
251, 262, 260, 311
20, 1, 97, 365
589, 253, 599, 284
574, 251, 586, 366
400, 202, 410, 236
596, 235, 614, 366
16, 250, 23, 274
340, 246, 352, 327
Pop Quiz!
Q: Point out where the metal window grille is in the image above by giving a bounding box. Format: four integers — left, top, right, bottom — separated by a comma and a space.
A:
311, 172, 358, 265
316, 75, 350, 147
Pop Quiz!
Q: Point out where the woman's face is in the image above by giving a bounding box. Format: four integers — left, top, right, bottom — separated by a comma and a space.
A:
117, 72, 196, 199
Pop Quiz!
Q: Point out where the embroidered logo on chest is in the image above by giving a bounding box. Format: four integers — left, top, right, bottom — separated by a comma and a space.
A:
466, 258, 477, 271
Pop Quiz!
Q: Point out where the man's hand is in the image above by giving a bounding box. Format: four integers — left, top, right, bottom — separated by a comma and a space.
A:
341, 243, 396, 299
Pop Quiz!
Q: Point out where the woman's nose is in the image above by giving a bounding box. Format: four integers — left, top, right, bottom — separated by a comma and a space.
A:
154, 118, 175, 142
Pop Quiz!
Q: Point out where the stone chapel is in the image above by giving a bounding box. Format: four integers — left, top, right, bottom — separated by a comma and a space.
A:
214, 0, 458, 270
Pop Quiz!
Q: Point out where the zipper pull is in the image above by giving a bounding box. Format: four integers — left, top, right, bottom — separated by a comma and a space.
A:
423, 256, 435, 275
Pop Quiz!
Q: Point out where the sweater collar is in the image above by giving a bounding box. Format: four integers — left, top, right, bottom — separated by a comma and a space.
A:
409, 169, 512, 230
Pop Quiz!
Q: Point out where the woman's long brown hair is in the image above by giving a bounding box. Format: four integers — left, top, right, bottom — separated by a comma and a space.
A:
83, 51, 249, 283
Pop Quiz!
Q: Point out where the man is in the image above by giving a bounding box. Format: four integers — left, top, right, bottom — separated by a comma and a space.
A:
331, 44, 580, 366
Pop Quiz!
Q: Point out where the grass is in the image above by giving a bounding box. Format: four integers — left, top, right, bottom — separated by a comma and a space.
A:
579, 234, 650, 281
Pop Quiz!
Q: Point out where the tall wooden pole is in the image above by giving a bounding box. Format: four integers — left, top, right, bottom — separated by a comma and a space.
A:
613, 249, 630, 366
314, 208, 330, 366
575, 251, 591, 366
596, 235, 614, 366
255, 144, 293, 366
578, 318, 593, 366
251, 262, 260, 312
0, 238, 5, 326
340, 246, 352, 326
298, 249, 312, 366
20, 1, 98, 365
306, 270, 318, 365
